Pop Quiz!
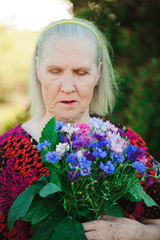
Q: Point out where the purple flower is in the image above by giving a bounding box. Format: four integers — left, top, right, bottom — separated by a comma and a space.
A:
37, 140, 49, 151
118, 128, 124, 137
45, 151, 60, 163
72, 137, 88, 148
92, 132, 106, 141
84, 150, 95, 161
145, 173, 155, 186
136, 147, 146, 158
99, 161, 115, 174
68, 170, 80, 181
111, 152, 124, 163
56, 121, 65, 131
132, 161, 146, 173
92, 148, 107, 158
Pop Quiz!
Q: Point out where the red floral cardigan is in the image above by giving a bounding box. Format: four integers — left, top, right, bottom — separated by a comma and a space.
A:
0, 124, 159, 240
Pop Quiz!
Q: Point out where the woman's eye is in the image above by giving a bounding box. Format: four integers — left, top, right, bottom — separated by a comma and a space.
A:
49, 69, 61, 74
76, 70, 88, 76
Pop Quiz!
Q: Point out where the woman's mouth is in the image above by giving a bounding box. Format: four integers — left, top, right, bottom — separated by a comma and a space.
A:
60, 100, 76, 105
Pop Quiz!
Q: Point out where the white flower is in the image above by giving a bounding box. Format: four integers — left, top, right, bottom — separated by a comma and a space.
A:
56, 143, 70, 156
111, 141, 123, 153
61, 124, 79, 135
89, 117, 103, 129
118, 138, 127, 150
77, 150, 84, 158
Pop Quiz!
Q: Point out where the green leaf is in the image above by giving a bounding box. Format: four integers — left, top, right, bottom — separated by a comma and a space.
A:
39, 182, 61, 198
105, 204, 126, 217
71, 207, 91, 222
50, 168, 62, 188
21, 198, 58, 224
8, 182, 45, 232
39, 116, 58, 149
140, 189, 158, 207
124, 182, 158, 207
50, 217, 87, 240
31, 216, 63, 240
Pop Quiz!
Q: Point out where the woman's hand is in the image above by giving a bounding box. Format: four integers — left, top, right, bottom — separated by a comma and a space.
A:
82, 215, 147, 240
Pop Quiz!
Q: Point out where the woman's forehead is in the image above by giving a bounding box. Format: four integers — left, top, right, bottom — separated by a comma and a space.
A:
40, 37, 97, 65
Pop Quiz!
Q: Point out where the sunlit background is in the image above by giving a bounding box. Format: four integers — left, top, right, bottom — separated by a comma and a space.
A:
0, 0, 73, 134
0, 0, 73, 31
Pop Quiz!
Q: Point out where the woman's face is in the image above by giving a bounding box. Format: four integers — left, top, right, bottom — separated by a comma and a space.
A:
36, 37, 101, 124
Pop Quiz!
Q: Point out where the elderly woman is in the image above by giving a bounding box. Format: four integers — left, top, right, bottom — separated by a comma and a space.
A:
0, 18, 160, 240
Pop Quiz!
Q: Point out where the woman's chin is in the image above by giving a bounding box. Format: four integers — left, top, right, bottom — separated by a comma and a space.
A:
55, 113, 78, 124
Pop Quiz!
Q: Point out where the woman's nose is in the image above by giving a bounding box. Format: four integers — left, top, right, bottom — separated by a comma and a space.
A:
60, 73, 76, 93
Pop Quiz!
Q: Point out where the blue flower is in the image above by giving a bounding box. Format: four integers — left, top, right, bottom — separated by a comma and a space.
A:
92, 148, 107, 158
78, 156, 92, 168
125, 145, 137, 161
89, 117, 103, 129
45, 151, 60, 163
99, 161, 115, 174
89, 141, 99, 148
37, 140, 49, 151
67, 153, 79, 169
76, 157, 92, 176
80, 166, 91, 176
69, 160, 79, 169
56, 121, 65, 131
132, 161, 146, 173
111, 152, 124, 163
66, 153, 77, 162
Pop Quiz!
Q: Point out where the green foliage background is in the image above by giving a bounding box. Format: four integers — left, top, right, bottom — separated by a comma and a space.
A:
0, 0, 159, 160
70, 0, 160, 160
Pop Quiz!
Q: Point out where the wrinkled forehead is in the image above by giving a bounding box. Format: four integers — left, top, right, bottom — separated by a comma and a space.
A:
37, 34, 98, 65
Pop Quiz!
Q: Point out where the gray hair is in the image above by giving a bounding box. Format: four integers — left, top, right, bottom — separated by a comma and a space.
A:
29, 18, 118, 117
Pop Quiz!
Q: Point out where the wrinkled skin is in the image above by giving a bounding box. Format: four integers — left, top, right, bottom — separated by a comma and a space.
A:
83, 215, 160, 240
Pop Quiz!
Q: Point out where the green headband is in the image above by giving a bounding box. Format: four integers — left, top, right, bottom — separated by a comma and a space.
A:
43, 20, 102, 50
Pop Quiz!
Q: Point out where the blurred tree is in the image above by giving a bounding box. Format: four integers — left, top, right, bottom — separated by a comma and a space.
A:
70, 0, 160, 160
71, 0, 160, 66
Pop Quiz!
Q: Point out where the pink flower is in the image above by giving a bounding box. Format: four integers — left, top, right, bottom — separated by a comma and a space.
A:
76, 123, 92, 140
137, 155, 148, 165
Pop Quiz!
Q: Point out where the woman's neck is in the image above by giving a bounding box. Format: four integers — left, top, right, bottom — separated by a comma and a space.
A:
22, 112, 91, 142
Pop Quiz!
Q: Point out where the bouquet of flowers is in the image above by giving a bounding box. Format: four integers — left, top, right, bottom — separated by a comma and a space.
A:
8, 117, 158, 240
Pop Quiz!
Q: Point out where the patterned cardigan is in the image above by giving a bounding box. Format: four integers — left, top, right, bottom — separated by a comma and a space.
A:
0, 124, 160, 240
